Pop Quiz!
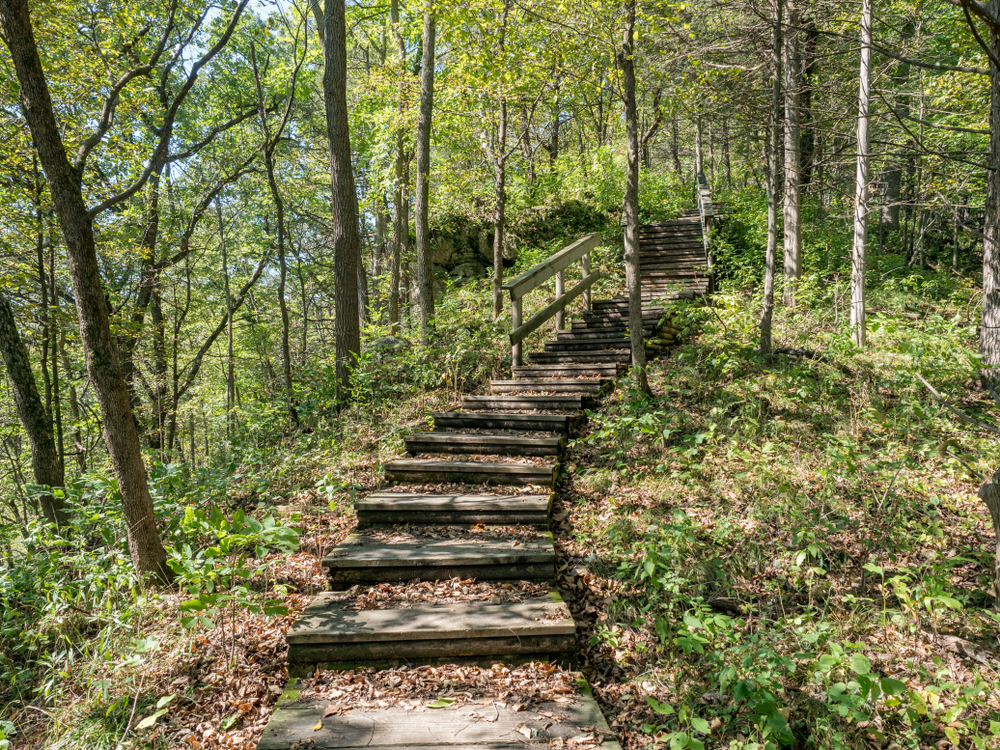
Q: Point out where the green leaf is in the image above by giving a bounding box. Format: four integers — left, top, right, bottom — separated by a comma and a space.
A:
647, 696, 675, 716
426, 699, 454, 709
136, 708, 168, 730
690, 716, 710, 734
880, 678, 907, 696
850, 654, 871, 675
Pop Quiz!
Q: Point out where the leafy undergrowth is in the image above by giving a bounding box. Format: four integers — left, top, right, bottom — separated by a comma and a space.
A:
558, 279, 1000, 750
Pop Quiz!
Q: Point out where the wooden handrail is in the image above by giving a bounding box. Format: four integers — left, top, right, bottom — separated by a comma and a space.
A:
696, 171, 715, 293
504, 233, 603, 366
503, 233, 601, 300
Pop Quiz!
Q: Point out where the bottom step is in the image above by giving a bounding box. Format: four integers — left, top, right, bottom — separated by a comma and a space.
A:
259, 678, 621, 750
286, 591, 574, 665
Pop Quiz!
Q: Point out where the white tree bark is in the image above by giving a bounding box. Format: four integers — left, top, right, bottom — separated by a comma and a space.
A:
760, 0, 782, 354
851, 0, 872, 347
782, 0, 801, 306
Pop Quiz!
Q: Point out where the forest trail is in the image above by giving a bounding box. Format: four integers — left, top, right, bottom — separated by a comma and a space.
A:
254, 213, 711, 750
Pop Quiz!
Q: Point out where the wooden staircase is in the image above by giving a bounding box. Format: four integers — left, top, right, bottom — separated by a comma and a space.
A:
257, 185, 716, 750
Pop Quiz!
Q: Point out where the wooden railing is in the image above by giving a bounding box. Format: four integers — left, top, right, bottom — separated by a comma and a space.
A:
503, 233, 603, 367
696, 171, 715, 292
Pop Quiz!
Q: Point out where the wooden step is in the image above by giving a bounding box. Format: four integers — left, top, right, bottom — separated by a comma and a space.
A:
323, 532, 557, 589
513, 363, 621, 379
404, 432, 564, 457
432, 411, 576, 433
285, 591, 574, 665
386, 459, 557, 487
489, 378, 609, 394
355, 491, 552, 525
526, 350, 631, 365
462, 394, 592, 410
558, 327, 653, 339
259, 681, 622, 750
544, 338, 630, 351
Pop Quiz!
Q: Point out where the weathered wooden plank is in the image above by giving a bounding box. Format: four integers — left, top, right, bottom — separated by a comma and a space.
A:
258, 692, 621, 750
404, 433, 564, 457
461, 394, 590, 410
543, 338, 629, 351
488, 378, 609, 394
526, 351, 631, 366
511, 363, 621, 379
502, 233, 600, 301
287, 591, 573, 644
323, 533, 554, 569
432, 411, 575, 432
385, 459, 557, 487
355, 492, 551, 525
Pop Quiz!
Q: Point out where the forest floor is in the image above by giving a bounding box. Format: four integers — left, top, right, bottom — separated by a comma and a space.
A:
8, 266, 1000, 750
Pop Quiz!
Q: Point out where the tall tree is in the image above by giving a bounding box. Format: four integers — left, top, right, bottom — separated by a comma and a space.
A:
0, 293, 67, 527
782, 0, 802, 305
415, 2, 436, 341
320, 0, 363, 400
851, 0, 873, 347
760, 0, 783, 355
250, 28, 306, 428
0, 0, 198, 582
618, 0, 650, 394
389, 0, 408, 335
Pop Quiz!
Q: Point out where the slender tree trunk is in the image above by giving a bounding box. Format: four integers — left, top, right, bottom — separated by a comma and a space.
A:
389, 0, 406, 335
851, 0, 872, 347
250, 44, 300, 428
782, 0, 802, 305
321, 0, 363, 400
983, 3, 1000, 380
414, 3, 436, 343
0, 293, 67, 526
671, 119, 682, 176
618, 0, 649, 394
0, 0, 171, 582
760, 0, 782, 355
150, 281, 168, 455
493, 99, 508, 321
217, 199, 236, 440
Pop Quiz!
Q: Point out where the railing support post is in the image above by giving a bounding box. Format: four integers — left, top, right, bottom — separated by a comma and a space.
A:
582, 251, 591, 311
555, 270, 565, 331
511, 296, 522, 367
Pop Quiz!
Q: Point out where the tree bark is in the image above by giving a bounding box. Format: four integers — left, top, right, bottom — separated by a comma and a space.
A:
251, 41, 301, 428
851, 0, 872, 347
321, 0, 363, 401
389, 0, 407, 335
782, 0, 802, 306
760, 0, 782, 355
0, 0, 170, 581
618, 0, 649, 394
983, 1, 1000, 381
0, 293, 67, 526
415, 3, 436, 342
978, 469, 1000, 609
493, 100, 508, 321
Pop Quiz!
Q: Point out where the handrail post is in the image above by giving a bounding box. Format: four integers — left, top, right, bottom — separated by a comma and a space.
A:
582, 251, 591, 311
511, 296, 522, 367
555, 270, 565, 330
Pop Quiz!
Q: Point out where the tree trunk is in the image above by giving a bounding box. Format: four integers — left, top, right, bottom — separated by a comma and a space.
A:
0, 0, 170, 582
880, 21, 912, 232
782, 0, 802, 306
983, 3, 1000, 381
851, 0, 872, 347
760, 0, 782, 355
389, 0, 406, 335
414, 3, 436, 343
618, 0, 649, 394
671, 119, 682, 176
493, 99, 508, 321
978, 469, 1000, 609
0, 293, 67, 526
321, 0, 362, 401
216, 199, 236, 440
